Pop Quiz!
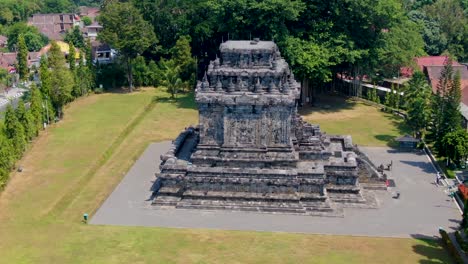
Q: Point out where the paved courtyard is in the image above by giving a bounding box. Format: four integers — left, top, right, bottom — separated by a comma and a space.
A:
91, 142, 460, 238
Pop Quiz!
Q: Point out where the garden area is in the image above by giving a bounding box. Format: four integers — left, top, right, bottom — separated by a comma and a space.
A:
0, 89, 455, 263
299, 95, 412, 147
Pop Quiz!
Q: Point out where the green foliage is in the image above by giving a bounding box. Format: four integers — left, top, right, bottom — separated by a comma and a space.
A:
74, 53, 93, 96
4, 105, 26, 159
39, 55, 51, 97
16, 99, 37, 140
30, 85, 44, 131
98, 1, 156, 91
408, 10, 448, 55
16, 34, 28, 80
7, 22, 48, 52
68, 41, 76, 72
64, 26, 85, 49
132, 55, 150, 87
432, 58, 463, 154
171, 36, 196, 89
376, 18, 425, 77
441, 129, 468, 165
404, 71, 432, 137
424, 0, 467, 61
82, 16, 92, 26
0, 133, 14, 171
48, 41, 74, 118
160, 59, 183, 99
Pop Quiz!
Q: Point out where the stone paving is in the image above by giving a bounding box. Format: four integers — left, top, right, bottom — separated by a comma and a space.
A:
91, 142, 461, 238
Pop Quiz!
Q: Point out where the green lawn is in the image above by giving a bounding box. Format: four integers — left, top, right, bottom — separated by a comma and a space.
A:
300, 96, 411, 147
0, 89, 453, 263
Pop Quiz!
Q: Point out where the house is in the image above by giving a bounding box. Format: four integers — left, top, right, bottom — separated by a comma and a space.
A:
78, 6, 100, 22
0, 36, 7, 48
415, 56, 468, 130
83, 22, 103, 41
0, 53, 17, 73
91, 41, 115, 64
28, 13, 81, 40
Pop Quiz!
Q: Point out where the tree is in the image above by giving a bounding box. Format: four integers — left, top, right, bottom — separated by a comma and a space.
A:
442, 129, 468, 166
161, 59, 182, 99
432, 57, 462, 153
408, 10, 447, 55
48, 41, 74, 118
39, 55, 51, 97
7, 22, 48, 52
64, 26, 85, 49
82, 16, 92, 26
132, 55, 150, 87
16, 99, 37, 140
16, 34, 28, 80
29, 84, 44, 131
4, 105, 26, 159
68, 41, 76, 72
0, 133, 14, 171
74, 52, 93, 96
376, 18, 425, 77
171, 35, 196, 90
405, 71, 432, 137
98, 1, 156, 92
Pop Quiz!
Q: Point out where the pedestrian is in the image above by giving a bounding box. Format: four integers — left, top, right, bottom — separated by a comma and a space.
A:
436, 172, 441, 185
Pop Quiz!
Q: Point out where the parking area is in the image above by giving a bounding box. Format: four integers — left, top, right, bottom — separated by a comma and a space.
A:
91, 142, 460, 238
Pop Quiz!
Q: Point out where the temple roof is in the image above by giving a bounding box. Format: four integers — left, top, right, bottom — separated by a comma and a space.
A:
220, 40, 277, 51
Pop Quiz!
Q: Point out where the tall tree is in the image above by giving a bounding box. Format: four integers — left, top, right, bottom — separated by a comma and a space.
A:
7, 22, 48, 52
171, 35, 196, 90
98, 1, 156, 92
39, 55, 51, 97
64, 26, 85, 49
16, 99, 37, 140
68, 41, 76, 72
4, 105, 26, 159
48, 41, 74, 118
442, 129, 468, 165
405, 72, 432, 137
16, 34, 28, 80
29, 84, 44, 131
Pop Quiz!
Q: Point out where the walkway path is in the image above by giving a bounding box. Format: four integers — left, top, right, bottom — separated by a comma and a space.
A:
91, 143, 460, 238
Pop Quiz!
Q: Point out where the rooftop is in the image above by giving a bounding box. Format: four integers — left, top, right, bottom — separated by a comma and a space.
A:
220, 40, 277, 51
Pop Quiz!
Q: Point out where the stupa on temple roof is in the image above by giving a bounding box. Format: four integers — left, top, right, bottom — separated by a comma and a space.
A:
152, 39, 382, 216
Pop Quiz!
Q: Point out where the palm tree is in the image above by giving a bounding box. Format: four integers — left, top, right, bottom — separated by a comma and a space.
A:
161, 60, 183, 99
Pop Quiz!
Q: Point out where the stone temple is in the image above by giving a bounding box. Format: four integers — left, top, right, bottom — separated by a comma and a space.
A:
152, 40, 383, 216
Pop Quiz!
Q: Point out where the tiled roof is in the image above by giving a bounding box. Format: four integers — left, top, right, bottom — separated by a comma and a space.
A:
416, 56, 462, 71
0, 35, 7, 44
0, 52, 17, 70
28, 13, 79, 40
425, 65, 468, 94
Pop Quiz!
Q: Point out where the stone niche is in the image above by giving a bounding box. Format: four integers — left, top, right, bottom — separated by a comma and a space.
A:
152, 40, 382, 216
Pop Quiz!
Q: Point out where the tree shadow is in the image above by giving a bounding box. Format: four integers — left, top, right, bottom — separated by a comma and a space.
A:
153, 92, 197, 110
299, 94, 357, 115
410, 234, 456, 263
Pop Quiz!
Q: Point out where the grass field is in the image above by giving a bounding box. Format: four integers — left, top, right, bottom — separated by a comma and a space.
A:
300, 95, 411, 147
0, 89, 453, 263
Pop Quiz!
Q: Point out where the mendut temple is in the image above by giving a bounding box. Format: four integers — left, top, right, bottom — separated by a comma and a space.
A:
152, 40, 384, 216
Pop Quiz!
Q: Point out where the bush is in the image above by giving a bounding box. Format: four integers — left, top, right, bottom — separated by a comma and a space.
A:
439, 228, 465, 264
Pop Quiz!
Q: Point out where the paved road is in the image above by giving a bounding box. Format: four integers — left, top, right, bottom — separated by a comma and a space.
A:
0, 88, 26, 113
91, 143, 460, 238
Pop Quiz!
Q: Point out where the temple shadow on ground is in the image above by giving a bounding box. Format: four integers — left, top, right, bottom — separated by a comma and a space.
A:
298, 93, 357, 116
400, 160, 436, 174
410, 234, 456, 264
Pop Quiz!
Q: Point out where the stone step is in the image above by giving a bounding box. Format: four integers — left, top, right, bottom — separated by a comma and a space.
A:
152, 195, 181, 206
